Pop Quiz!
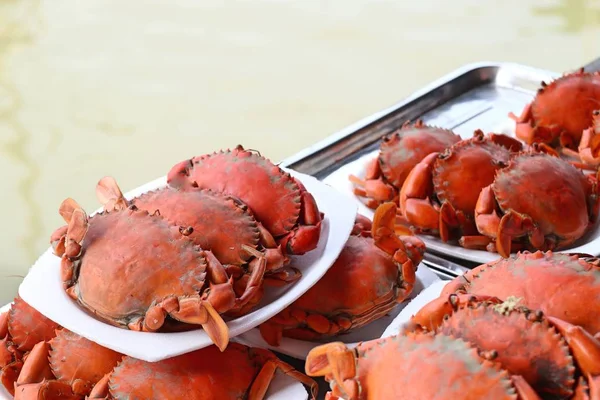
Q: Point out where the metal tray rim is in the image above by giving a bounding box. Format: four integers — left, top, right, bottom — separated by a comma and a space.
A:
280, 61, 555, 169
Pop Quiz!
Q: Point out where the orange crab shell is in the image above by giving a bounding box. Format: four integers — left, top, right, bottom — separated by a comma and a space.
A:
398, 130, 519, 244
441, 251, 600, 336
92, 342, 317, 400
436, 298, 576, 399
259, 231, 423, 345
305, 332, 535, 400
49, 329, 123, 394
52, 200, 235, 350
474, 152, 596, 257
378, 120, 462, 188
166, 145, 323, 256
8, 297, 60, 352
510, 69, 600, 148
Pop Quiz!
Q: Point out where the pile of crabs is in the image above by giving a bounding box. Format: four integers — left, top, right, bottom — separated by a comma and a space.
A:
350, 68, 600, 258
306, 250, 600, 399
1, 146, 330, 399
2, 68, 600, 400
0, 144, 430, 399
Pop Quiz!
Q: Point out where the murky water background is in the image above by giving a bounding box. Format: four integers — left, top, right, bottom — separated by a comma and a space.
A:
0, 0, 599, 304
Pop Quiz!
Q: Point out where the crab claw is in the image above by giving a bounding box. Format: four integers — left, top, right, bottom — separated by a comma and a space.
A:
279, 186, 323, 256
547, 317, 600, 378
349, 157, 396, 208
372, 202, 424, 302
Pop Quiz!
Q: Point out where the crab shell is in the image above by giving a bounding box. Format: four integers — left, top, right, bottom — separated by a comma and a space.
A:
441, 251, 600, 336
349, 120, 461, 208
0, 297, 60, 396
166, 145, 323, 256
12, 329, 123, 398
398, 130, 521, 245
259, 204, 425, 346
411, 295, 578, 399
96, 177, 295, 316
474, 152, 597, 257
509, 69, 600, 149
51, 200, 234, 351
86, 342, 317, 400
305, 332, 538, 400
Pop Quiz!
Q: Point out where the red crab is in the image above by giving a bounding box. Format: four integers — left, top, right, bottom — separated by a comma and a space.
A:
439, 251, 600, 336
12, 329, 123, 399
398, 129, 523, 246
96, 176, 296, 316
86, 342, 317, 400
167, 145, 323, 256
258, 203, 425, 346
473, 152, 598, 257
305, 331, 538, 400
349, 120, 461, 209
0, 297, 60, 396
49, 198, 267, 351
509, 68, 600, 149
407, 294, 600, 399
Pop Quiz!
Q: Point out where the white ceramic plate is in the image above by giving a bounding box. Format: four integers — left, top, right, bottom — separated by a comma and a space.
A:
0, 303, 310, 400
235, 264, 442, 360
323, 147, 600, 264
18, 169, 357, 362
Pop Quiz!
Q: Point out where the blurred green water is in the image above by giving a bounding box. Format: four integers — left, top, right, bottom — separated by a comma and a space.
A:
0, 0, 599, 305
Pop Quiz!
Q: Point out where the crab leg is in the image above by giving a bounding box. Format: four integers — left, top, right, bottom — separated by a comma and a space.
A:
96, 176, 129, 211
305, 342, 358, 400
349, 157, 395, 206
12, 341, 80, 400
255, 222, 288, 272
132, 295, 230, 351
405, 293, 503, 332
248, 349, 318, 400
1, 361, 22, 397
87, 372, 110, 398
509, 103, 537, 144
372, 203, 424, 301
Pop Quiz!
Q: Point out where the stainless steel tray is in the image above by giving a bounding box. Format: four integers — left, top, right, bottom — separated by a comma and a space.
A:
281, 58, 600, 280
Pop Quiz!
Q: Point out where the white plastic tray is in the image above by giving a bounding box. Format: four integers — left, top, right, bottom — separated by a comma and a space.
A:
323, 149, 600, 264
18, 169, 357, 362
235, 264, 441, 359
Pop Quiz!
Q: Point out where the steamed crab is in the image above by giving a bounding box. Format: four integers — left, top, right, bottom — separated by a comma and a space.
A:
12, 329, 123, 399
96, 176, 296, 316
439, 251, 600, 336
86, 342, 317, 400
398, 129, 523, 246
0, 297, 60, 396
473, 152, 598, 257
305, 331, 538, 399
509, 68, 600, 149
258, 203, 425, 345
349, 120, 461, 209
407, 294, 600, 399
50, 198, 268, 351
167, 145, 323, 256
